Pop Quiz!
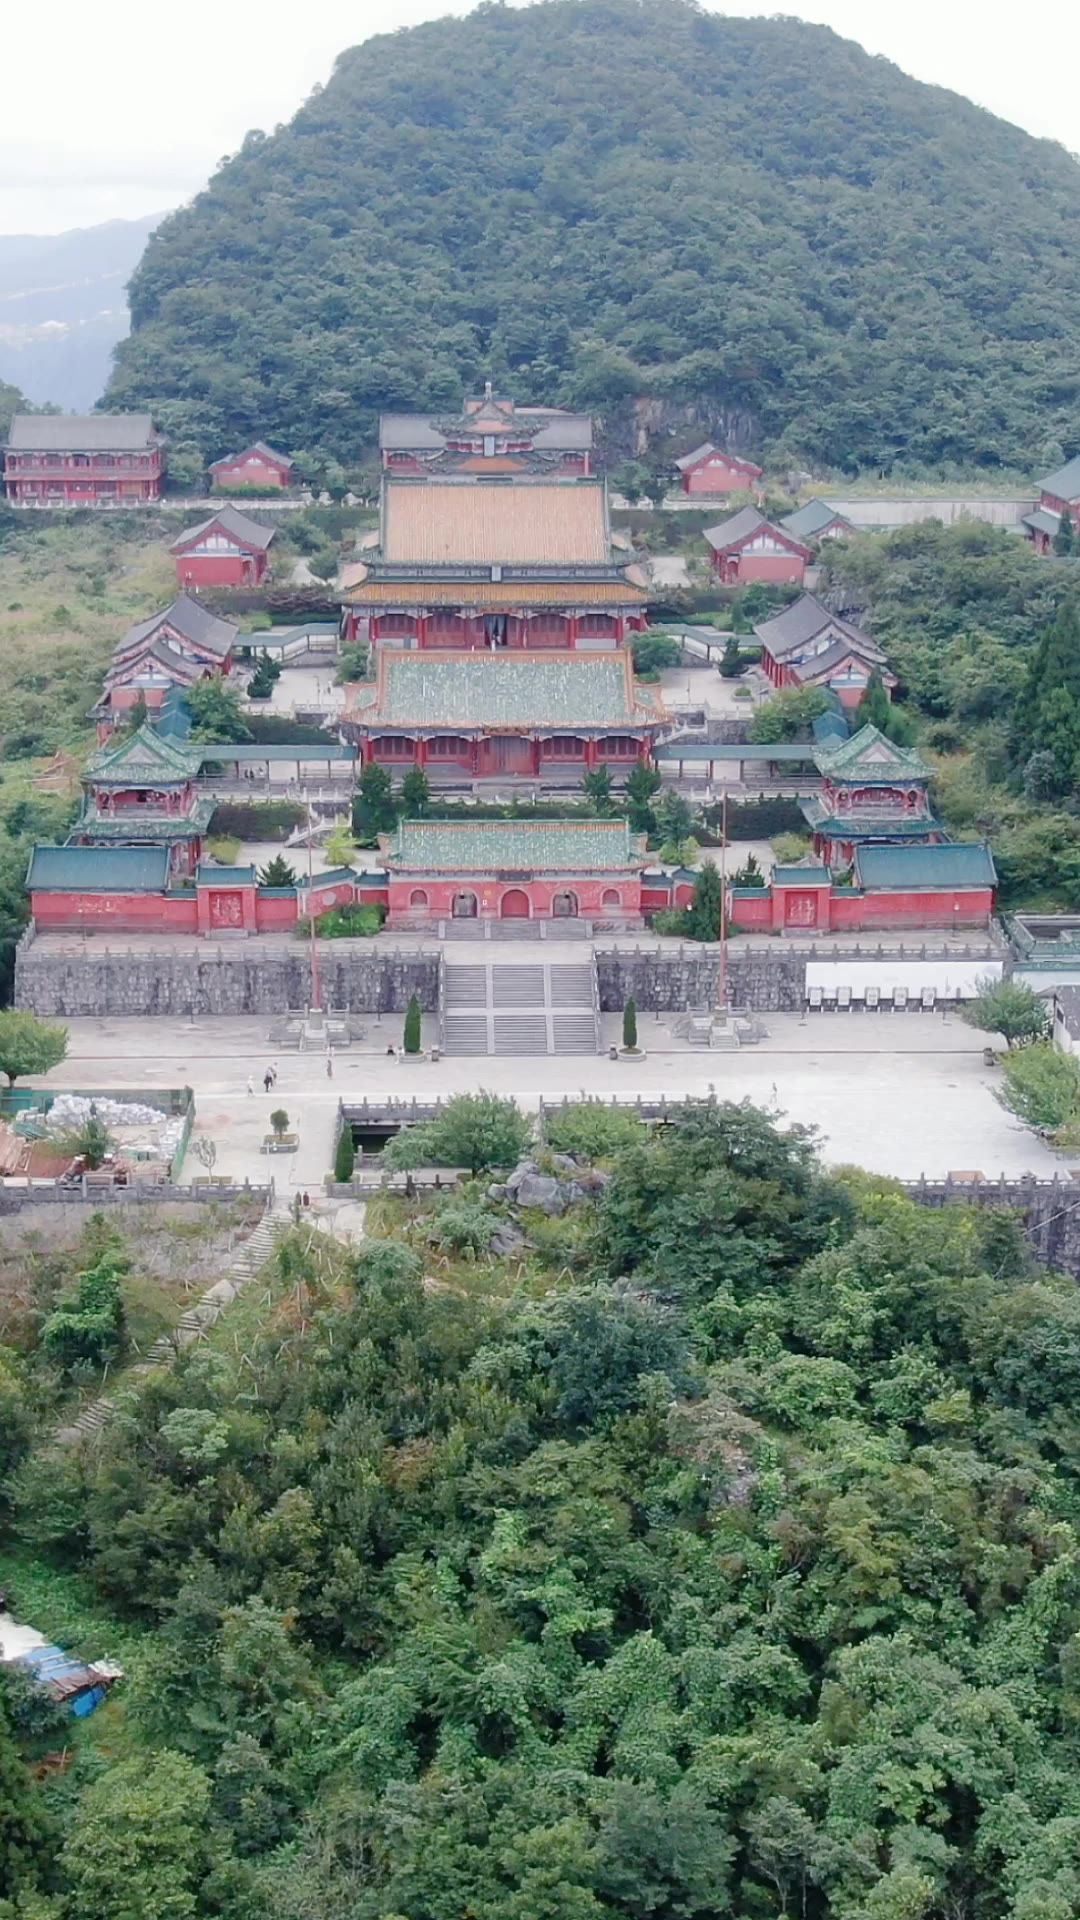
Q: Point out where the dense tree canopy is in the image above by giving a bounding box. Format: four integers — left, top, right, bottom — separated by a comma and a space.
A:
109, 0, 1080, 474
10, 1105, 1080, 1917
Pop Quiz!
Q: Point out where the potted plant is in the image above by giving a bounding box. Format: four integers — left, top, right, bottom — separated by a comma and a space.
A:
263, 1108, 299, 1153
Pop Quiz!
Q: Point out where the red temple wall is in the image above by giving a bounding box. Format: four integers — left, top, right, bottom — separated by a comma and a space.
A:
728, 883, 994, 935
386, 875, 641, 923
31, 891, 198, 933
174, 551, 268, 588
715, 551, 807, 586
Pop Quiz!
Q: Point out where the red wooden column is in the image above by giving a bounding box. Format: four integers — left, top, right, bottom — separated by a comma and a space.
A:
416, 737, 428, 768
567, 615, 579, 649
584, 738, 599, 769
417, 616, 429, 649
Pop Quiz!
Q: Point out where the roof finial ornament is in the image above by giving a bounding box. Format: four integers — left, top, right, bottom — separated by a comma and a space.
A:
484, 379, 493, 401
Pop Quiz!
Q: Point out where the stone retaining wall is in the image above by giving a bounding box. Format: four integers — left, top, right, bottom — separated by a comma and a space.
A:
14, 938, 441, 1019
596, 945, 806, 1012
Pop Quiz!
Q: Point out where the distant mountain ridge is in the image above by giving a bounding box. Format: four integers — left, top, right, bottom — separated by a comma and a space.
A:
0, 214, 164, 411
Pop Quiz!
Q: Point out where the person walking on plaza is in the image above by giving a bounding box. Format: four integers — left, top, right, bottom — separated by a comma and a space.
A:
246, 1076, 254, 1096
263, 1070, 273, 1094
326, 1051, 334, 1078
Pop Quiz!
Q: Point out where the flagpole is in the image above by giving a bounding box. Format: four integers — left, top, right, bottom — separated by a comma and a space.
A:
305, 786, 321, 1013
719, 787, 728, 1013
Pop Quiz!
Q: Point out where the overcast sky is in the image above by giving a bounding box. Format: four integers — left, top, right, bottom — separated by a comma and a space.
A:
4, 0, 1080, 234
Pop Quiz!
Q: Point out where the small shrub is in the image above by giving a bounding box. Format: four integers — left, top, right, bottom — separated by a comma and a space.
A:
425, 1201, 500, 1259
544, 1103, 647, 1159
295, 903, 384, 938
207, 836, 242, 865
269, 1109, 290, 1138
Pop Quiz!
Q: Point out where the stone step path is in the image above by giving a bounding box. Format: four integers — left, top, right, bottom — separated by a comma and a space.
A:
441, 954, 600, 1056
55, 1208, 284, 1447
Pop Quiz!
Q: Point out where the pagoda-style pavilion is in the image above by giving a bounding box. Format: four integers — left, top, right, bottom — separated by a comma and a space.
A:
73, 726, 215, 875
380, 389, 593, 478
339, 477, 649, 649
342, 649, 664, 782
800, 725, 942, 867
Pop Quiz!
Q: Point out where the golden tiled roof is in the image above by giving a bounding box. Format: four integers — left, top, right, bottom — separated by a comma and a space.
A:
383, 480, 610, 565
342, 577, 647, 608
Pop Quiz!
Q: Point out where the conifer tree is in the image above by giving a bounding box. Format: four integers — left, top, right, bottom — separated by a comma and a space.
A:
334, 1123, 356, 1183
684, 860, 723, 941
1054, 512, 1075, 556
622, 997, 638, 1049
403, 994, 422, 1054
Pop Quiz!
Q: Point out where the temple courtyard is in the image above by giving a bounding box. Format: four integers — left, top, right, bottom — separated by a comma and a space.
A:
26, 1010, 1065, 1194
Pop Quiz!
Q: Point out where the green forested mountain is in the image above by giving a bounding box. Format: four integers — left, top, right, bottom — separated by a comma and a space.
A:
108, 0, 1080, 476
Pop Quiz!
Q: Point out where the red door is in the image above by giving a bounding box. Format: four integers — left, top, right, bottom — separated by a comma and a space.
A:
783, 890, 819, 928
500, 888, 531, 919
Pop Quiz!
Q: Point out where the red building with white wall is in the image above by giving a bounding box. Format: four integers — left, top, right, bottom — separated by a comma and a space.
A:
675, 444, 763, 497
170, 505, 276, 589
209, 443, 293, 492
704, 508, 811, 586
4, 414, 162, 506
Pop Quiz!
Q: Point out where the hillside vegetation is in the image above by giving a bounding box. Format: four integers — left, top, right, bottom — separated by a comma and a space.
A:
6, 1108, 1080, 1919
109, 0, 1080, 476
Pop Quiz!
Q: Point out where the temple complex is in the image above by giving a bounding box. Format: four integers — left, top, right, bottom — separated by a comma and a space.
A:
339, 476, 649, 649
342, 649, 664, 781
380, 819, 649, 925
800, 725, 942, 867
379, 390, 592, 477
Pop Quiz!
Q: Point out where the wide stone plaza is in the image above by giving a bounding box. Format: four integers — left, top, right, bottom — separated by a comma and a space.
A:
28, 1009, 1065, 1197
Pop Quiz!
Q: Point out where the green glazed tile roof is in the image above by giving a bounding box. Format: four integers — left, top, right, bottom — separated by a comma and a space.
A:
772, 861, 831, 885
86, 723, 203, 783
801, 796, 941, 838
27, 845, 171, 891
854, 843, 996, 890
75, 797, 215, 840
813, 724, 930, 782
195, 864, 257, 884
384, 819, 647, 873
355, 651, 656, 730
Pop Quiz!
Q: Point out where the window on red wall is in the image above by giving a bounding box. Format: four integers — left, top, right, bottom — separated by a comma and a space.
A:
371, 736, 414, 759
543, 736, 586, 758
598, 736, 639, 758
427, 735, 471, 758
577, 614, 617, 637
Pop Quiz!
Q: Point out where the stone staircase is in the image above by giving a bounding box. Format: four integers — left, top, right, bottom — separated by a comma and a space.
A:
55, 1208, 283, 1447
441, 952, 600, 1057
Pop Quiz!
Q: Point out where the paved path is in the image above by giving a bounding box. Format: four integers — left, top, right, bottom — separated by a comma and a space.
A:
23, 1011, 1066, 1184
